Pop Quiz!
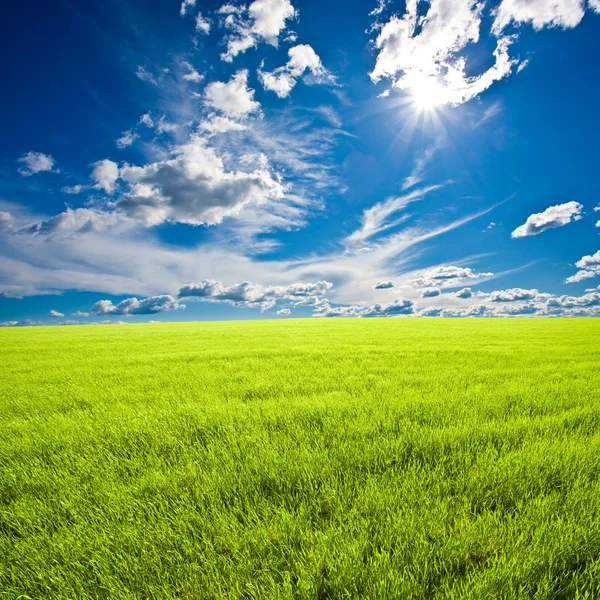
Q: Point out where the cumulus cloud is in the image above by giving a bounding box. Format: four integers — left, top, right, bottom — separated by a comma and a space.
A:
204, 70, 260, 118
455, 287, 473, 299
374, 280, 395, 289
565, 250, 600, 283
116, 130, 139, 149
438, 304, 489, 318
421, 287, 441, 298
117, 136, 286, 226
259, 44, 331, 98
276, 308, 291, 315
575, 250, 600, 270
0, 320, 46, 327
178, 279, 333, 310
546, 292, 600, 309
370, 0, 516, 106
565, 270, 597, 283
91, 295, 184, 316
91, 159, 120, 194
418, 305, 488, 317
488, 288, 543, 302
511, 201, 583, 238
49, 309, 64, 317
220, 0, 296, 62
18, 151, 56, 176
409, 265, 494, 288
314, 298, 414, 317
493, 0, 586, 33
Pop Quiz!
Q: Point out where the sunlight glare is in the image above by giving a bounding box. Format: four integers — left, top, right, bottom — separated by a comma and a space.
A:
408, 77, 449, 113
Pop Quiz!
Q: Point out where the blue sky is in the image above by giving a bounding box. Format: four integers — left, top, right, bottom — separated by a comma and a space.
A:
1, 0, 600, 324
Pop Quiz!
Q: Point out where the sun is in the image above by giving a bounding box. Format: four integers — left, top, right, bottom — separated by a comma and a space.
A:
408, 77, 449, 113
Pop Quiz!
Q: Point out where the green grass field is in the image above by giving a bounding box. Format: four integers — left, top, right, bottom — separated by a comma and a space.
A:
2, 319, 600, 599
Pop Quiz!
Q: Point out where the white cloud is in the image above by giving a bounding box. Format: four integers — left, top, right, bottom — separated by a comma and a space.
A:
136, 66, 158, 85
347, 185, 441, 244
375, 280, 395, 289
276, 308, 291, 315
180, 0, 196, 16
455, 287, 473, 299
565, 270, 597, 283
139, 112, 154, 127
204, 70, 260, 118
62, 185, 84, 195
220, 0, 296, 62
421, 287, 441, 298
493, 0, 586, 33
370, 0, 517, 107
402, 144, 438, 190
369, 0, 596, 107
21, 208, 125, 237
259, 44, 330, 98
434, 304, 489, 318
91, 295, 184, 315
49, 309, 64, 318
546, 292, 600, 309
565, 250, 600, 283
116, 130, 139, 149
0, 212, 14, 233
196, 12, 211, 34
314, 298, 415, 317
511, 201, 583, 238
199, 116, 248, 135
91, 159, 120, 194
117, 136, 286, 226
73, 311, 90, 317
370, 0, 390, 16
155, 116, 178, 135
488, 288, 543, 302
182, 61, 204, 82
575, 250, 600, 270
409, 265, 494, 288
178, 279, 332, 310
18, 151, 56, 176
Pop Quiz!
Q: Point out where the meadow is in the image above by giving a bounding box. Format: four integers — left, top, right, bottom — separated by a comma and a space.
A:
1, 319, 600, 599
